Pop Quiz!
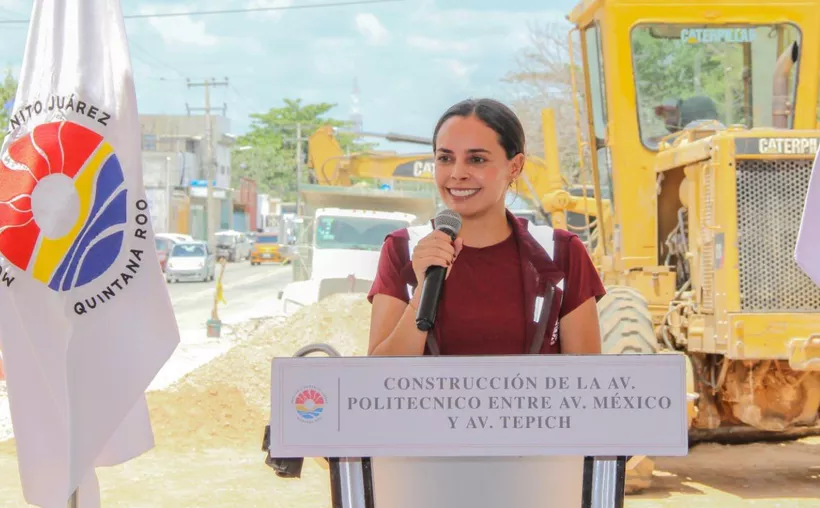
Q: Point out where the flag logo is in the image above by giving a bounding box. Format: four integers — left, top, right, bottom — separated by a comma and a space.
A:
0, 120, 127, 291
293, 386, 325, 423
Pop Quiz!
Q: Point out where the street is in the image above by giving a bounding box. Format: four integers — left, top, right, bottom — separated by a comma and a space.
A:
149, 260, 292, 391
0, 265, 818, 507
0, 260, 293, 441
166, 260, 289, 333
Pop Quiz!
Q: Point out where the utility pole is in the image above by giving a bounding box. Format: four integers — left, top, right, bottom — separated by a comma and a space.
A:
165, 155, 172, 233
296, 122, 302, 215
187, 77, 228, 250
285, 123, 311, 216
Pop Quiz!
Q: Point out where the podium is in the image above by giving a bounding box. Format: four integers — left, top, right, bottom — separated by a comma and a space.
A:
264, 344, 688, 508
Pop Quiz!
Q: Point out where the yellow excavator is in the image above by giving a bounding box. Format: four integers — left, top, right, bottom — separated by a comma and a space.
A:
305, 109, 614, 250
560, 0, 820, 493
302, 0, 820, 495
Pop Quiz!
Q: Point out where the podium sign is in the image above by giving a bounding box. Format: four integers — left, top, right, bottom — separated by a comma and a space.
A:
268, 354, 688, 458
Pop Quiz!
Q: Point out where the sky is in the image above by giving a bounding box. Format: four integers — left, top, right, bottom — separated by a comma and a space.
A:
0, 0, 577, 151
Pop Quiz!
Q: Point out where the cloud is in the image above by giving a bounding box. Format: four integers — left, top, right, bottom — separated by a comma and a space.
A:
444, 59, 472, 78
407, 2, 566, 53
432, 58, 476, 84
406, 36, 472, 54
314, 52, 356, 77
138, 4, 223, 47
355, 13, 389, 46
314, 37, 357, 51
311, 37, 361, 76
0, 0, 26, 12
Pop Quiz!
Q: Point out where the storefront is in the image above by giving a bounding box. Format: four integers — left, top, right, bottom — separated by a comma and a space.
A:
188, 180, 231, 241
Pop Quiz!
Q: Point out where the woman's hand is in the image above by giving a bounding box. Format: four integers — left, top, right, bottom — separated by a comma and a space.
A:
411, 230, 463, 284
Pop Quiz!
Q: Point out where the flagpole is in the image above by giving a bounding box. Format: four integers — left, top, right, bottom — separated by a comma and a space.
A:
68, 489, 78, 508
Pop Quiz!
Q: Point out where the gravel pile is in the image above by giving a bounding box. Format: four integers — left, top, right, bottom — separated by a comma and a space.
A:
147, 293, 372, 452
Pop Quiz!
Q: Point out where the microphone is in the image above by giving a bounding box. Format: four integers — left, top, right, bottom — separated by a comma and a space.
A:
416, 209, 462, 331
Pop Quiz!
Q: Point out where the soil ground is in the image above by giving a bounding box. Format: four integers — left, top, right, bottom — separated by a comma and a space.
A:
0, 294, 818, 507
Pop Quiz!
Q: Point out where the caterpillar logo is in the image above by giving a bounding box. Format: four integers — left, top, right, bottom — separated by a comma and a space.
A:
392, 158, 435, 179
681, 28, 756, 44
735, 137, 820, 156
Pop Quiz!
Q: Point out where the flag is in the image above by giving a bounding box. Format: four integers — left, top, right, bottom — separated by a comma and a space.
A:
0, 0, 180, 506
796, 148, 820, 287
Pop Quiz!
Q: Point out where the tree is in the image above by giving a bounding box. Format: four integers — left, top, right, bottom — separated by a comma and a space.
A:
231, 98, 374, 201
0, 69, 18, 146
502, 21, 589, 185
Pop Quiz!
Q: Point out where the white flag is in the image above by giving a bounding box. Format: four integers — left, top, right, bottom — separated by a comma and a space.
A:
796, 149, 820, 286
0, 0, 180, 506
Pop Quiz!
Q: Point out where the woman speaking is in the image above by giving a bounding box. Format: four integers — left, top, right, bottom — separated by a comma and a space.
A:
363, 98, 606, 508
367, 98, 606, 357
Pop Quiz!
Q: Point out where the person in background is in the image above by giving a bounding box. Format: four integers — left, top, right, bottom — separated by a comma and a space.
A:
654, 95, 722, 133
367, 98, 606, 357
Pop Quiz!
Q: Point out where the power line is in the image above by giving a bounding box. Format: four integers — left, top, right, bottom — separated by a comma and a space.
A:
0, 0, 404, 24
187, 78, 230, 251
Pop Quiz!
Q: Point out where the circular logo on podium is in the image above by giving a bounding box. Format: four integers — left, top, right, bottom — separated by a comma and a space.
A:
293, 386, 325, 423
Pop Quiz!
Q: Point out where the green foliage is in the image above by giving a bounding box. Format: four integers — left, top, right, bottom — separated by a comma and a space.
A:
231, 98, 375, 201
0, 69, 18, 144
631, 28, 742, 127
631, 26, 799, 142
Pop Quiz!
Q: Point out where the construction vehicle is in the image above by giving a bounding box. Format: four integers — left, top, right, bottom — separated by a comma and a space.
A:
562, 0, 820, 493
278, 205, 420, 314
302, 0, 820, 494
306, 110, 614, 250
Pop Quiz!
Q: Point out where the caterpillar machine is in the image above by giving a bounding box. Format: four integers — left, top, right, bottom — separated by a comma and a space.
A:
557, 0, 820, 493
279, 109, 613, 314
266, 0, 820, 500
300, 0, 814, 495
306, 111, 611, 245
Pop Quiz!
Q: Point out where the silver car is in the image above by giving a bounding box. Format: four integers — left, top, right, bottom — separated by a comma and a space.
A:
165, 241, 216, 283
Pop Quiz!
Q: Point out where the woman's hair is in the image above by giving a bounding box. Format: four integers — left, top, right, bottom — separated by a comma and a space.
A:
432, 98, 526, 160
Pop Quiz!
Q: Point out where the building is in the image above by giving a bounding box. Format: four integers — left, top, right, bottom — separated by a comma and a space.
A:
139, 114, 238, 240
234, 177, 257, 232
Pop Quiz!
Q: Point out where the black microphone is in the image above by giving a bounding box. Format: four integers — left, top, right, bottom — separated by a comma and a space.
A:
416, 209, 462, 331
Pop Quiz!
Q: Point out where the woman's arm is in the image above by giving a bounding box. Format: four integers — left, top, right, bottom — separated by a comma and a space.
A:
554, 233, 606, 354
558, 296, 602, 354
367, 230, 457, 356
368, 291, 428, 356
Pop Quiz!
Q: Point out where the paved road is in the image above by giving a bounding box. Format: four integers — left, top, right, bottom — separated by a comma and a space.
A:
166, 259, 292, 333
0, 260, 294, 440
147, 259, 293, 391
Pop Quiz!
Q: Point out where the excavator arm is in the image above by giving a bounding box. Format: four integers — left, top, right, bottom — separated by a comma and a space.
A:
306, 109, 613, 252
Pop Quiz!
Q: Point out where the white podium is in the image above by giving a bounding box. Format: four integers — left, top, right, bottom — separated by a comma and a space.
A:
264, 345, 688, 508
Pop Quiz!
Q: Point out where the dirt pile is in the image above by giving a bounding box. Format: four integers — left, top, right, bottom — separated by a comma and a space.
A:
147, 293, 372, 452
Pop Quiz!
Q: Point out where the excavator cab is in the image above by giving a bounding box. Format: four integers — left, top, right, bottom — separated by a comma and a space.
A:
567, 0, 820, 494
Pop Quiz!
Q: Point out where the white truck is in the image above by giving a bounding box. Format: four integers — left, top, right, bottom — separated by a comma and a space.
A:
278, 207, 416, 315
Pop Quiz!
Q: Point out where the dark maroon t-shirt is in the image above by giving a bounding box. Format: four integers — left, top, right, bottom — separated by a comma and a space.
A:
367, 220, 606, 355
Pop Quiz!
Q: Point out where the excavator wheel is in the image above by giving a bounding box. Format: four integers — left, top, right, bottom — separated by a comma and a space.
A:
598, 285, 660, 355
597, 285, 660, 494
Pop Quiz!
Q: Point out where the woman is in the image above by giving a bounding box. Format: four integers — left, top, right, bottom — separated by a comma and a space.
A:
367, 98, 605, 356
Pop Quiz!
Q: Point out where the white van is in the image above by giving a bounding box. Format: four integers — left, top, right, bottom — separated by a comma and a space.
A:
214, 230, 252, 262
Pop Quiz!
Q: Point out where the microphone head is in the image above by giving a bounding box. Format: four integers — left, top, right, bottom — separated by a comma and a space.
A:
433, 208, 462, 238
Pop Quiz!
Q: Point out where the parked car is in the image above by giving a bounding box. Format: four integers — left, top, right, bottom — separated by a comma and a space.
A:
155, 233, 195, 272
155, 237, 173, 272
165, 241, 215, 283
250, 232, 284, 265
214, 230, 252, 262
